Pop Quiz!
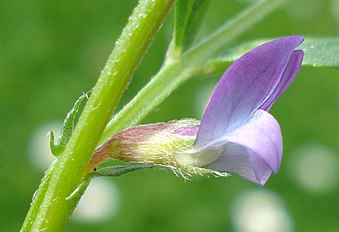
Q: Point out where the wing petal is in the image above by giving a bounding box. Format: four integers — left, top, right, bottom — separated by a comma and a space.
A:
205, 110, 282, 185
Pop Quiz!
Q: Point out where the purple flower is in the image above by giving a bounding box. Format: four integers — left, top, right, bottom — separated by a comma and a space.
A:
89, 36, 304, 186
177, 36, 304, 185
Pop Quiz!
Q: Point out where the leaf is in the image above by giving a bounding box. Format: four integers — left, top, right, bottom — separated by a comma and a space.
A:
196, 37, 339, 75
299, 38, 339, 68
49, 92, 89, 156
172, 0, 211, 55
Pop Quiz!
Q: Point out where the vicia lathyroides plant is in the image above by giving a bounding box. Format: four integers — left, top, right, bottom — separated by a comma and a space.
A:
89, 36, 304, 186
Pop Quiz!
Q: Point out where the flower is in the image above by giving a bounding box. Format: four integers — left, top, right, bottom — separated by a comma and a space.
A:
177, 36, 304, 185
89, 36, 304, 186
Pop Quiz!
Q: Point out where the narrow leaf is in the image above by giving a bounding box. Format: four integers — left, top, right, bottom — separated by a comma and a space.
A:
49, 92, 88, 156
171, 0, 211, 56
197, 38, 339, 75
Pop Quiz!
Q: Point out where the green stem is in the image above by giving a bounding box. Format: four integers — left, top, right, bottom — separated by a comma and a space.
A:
100, 61, 193, 143
182, 0, 284, 63
100, 0, 284, 144
21, 1, 174, 231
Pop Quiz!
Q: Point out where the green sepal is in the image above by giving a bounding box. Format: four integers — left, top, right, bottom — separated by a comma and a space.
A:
65, 165, 152, 201
93, 165, 153, 177
168, 0, 211, 59
49, 92, 89, 156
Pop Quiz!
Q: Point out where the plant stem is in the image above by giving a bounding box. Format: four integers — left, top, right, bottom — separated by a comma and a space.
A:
100, 61, 194, 144
100, 0, 284, 144
20, 1, 174, 231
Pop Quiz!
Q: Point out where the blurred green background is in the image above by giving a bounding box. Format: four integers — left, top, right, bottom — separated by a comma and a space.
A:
1, 0, 338, 231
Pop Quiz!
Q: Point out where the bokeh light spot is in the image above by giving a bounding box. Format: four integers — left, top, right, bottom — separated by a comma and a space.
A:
289, 144, 338, 194
72, 178, 120, 223
28, 121, 61, 171
231, 190, 293, 232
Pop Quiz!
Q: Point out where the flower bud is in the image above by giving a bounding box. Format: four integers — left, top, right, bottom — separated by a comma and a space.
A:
88, 119, 200, 172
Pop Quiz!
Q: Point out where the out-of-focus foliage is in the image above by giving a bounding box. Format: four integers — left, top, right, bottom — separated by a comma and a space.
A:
0, 0, 338, 231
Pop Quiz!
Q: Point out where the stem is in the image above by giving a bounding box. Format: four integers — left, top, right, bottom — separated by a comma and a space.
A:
100, 0, 284, 144
182, 0, 284, 63
21, 1, 174, 231
100, 62, 193, 143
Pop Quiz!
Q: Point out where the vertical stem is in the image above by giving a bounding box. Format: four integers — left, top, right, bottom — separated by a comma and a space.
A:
21, 1, 174, 231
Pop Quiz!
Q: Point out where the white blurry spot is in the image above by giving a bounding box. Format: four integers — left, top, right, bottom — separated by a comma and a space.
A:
194, 83, 215, 117
72, 178, 120, 223
290, 144, 338, 194
232, 190, 293, 232
28, 121, 61, 171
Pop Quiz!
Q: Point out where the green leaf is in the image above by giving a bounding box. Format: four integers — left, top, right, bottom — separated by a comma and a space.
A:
300, 38, 339, 68
49, 92, 88, 156
170, 0, 211, 57
196, 37, 339, 75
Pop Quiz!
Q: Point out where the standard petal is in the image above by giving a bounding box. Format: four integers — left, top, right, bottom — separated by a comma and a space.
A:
260, 50, 304, 111
195, 36, 303, 146
204, 110, 282, 185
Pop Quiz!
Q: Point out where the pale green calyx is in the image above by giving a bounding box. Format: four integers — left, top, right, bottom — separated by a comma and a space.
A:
88, 119, 221, 177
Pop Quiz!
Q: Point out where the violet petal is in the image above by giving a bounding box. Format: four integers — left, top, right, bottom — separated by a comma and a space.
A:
204, 110, 282, 185
195, 36, 303, 146
260, 50, 304, 111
